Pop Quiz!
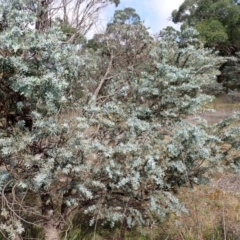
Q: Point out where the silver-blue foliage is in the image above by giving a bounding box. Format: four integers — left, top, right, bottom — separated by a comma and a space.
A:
0, 0, 231, 238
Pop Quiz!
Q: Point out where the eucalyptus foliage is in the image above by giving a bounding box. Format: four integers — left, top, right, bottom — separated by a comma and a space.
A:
171, 0, 240, 91
0, 1, 227, 239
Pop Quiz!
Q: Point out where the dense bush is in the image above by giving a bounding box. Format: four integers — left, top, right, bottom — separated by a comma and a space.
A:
0, 1, 229, 239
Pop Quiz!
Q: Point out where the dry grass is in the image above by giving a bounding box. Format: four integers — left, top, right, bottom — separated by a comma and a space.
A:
151, 175, 240, 240
155, 96, 240, 240
207, 94, 240, 110
185, 95, 240, 125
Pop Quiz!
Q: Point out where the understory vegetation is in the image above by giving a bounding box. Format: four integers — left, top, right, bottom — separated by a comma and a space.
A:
1, 0, 240, 239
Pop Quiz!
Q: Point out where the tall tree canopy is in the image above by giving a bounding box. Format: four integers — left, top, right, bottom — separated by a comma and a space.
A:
172, 0, 240, 90
172, 0, 240, 51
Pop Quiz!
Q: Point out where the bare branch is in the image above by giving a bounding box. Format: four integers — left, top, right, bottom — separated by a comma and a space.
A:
92, 54, 114, 104
49, 0, 116, 36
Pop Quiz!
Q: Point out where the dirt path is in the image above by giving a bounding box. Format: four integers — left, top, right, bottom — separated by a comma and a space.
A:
199, 109, 237, 124
186, 108, 240, 125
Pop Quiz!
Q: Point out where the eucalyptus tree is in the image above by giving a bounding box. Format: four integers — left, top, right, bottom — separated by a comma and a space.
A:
172, 0, 240, 51
83, 8, 153, 103
0, 1, 227, 240
172, 0, 240, 91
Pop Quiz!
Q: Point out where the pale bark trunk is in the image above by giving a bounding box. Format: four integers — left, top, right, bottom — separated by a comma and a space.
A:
44, 218, 60, 240
14, 234, 22, 240
41, 193, 60, 240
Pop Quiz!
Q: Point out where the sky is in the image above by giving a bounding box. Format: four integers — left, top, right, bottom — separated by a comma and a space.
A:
101, 0, 184, 34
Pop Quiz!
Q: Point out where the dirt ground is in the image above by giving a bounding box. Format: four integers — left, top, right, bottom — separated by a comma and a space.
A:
187, 109, 238, 125
200, 110, 236, 124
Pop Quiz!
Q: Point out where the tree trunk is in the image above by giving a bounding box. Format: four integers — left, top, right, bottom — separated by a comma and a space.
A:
35, 0, 51, 32
44, 218, 60, 240
41, 193, 60, 240
14, 233, 22, 240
